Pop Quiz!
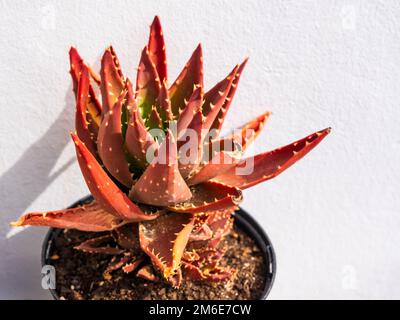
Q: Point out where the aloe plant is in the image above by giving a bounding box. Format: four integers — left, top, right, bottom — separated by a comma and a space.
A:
12, 16, 330, 287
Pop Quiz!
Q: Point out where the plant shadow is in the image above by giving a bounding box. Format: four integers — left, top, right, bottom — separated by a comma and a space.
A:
0, 90, 75, 299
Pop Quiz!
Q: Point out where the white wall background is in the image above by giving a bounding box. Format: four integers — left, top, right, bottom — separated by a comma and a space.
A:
1, 0, 399, 299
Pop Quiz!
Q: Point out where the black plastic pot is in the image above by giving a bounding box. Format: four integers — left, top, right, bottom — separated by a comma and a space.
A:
42, 195, 276, 300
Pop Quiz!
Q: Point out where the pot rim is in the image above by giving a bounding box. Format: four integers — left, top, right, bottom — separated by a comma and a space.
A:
42, 195, 276, 300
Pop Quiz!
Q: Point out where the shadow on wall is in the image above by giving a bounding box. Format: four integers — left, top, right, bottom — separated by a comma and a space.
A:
0, 90, 75, 299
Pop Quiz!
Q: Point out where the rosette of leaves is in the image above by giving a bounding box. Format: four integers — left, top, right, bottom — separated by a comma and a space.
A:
13, 17, 330, 287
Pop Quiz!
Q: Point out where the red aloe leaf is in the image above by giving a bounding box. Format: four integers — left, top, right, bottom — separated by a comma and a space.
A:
184, 247, 225, 269
137, 265, 159, 282
69, 47, 101, 94
205, 112, 271, 168
122, 257, 145, 274
74, 235, 123, 255
181, 261, 205, 280
75, 65, 98, 157
169, 44, 203, 116
188, 207, 235, 249
177, 86, 203, 136
178, 108, 205, 179
236, 111, 271, 151
182, 250, 201, 262
125, 85, 158, 168
89, 69, 101, 85
105, 253, 132, 274
71, 132, 159, 221
202, 112, 270, 173
11, 202, 124, 232
86, 112, 100, 146
202, 65, 239, 133
196, 248, 225, 268
136, 47, 161, 119
168, 181, 242, 214
203, 267, 235, 282
218, 111, 271, 154
155, 80, 173, 121
100, 46, 125, 115
208, 208, 234, 232
189, 222, 213, 242
97, 90, 134, 187
188, 214, 210, 242
148, 16, 167, 82
70, 48, 102, 144
210, 58, 248, 135
130, 132, 192, 206
186, 151, 241, 186
113, 224, 139, 250
69, 46, 85, 93
147, 106, 163, 130
212, 127, 331, 189
168, 268, 182, 288
206, 208, 234, 247
182, 251, 234, 282
139, 212, 195, 278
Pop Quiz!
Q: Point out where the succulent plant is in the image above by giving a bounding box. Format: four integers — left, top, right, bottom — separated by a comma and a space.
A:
12, 16, 330, 288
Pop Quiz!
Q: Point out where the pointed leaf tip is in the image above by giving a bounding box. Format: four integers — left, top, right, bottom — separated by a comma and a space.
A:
213, 127, 331, 189
70, 48, 102, 149
148, 15, 167, 82
100, 46, 125, 115
75, 65, 98, 157
136, 46, 161, 119
74, 235, 124, 254
209, 111, 271, 159
12, 202, 125, 232
169, 44, 203, 117
202, 64, 239, 134
136, 265, 159, 282
69, 47, 101, 92
122, 257, 145, 274
210, 58, 249, 134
